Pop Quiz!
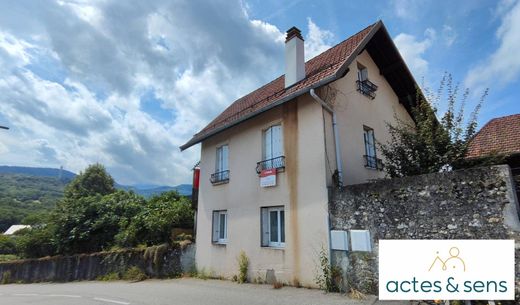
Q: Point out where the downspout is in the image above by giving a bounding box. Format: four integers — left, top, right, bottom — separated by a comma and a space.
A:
309, 88, 344, 186
310, 88, 345, 284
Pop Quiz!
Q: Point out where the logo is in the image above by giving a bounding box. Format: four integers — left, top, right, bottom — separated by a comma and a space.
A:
379, 240, 514, 300
429, 247, 466, 272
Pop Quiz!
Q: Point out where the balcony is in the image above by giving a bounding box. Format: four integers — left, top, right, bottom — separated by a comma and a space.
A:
364, 155, 383, 171
210, 170, 230, 185
256, 156, 285, 174
356, 79, 378, 99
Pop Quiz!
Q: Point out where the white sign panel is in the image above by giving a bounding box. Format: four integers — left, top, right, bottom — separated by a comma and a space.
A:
379, 240, 515, 300
260, 169, 276, 187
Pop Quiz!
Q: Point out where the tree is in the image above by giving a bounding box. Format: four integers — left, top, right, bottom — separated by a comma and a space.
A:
379, 73, 488, 178
120, 191, 194, 246
64, 164, 115, 200
53, 191, 146, 254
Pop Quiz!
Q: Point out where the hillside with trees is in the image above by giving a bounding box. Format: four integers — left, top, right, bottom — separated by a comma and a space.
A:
0, 164, 194, 259
0, 174, 66, 232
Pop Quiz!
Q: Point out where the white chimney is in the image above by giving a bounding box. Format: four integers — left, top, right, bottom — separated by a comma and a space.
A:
285, 27, 305, 88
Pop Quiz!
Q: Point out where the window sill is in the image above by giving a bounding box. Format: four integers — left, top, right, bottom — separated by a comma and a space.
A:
262, 245, 285, 250
213, 242, 227, 246
211, 180, 229, 186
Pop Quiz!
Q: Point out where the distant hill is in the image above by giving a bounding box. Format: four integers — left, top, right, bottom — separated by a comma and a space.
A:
0, 173, 66, 232
0, 166, 191, 197
0, 166, 76, 181
0, 166, 192, 233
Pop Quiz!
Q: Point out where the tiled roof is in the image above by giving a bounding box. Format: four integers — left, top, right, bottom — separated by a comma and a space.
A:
466, 114, 520, 158
180, 22, 380, 150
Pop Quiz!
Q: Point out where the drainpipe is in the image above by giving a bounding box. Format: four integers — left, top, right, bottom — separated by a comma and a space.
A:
310, 88, 345, 280
309, 88, 344, 187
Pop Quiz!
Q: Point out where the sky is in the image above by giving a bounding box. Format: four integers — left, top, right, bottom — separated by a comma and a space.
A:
0, 0, 518, 186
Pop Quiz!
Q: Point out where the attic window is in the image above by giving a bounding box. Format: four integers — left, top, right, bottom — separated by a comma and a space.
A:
356, 63, 378, 99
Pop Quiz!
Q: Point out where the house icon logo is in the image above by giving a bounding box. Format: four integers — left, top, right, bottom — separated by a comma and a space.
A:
428, 246, 466, 272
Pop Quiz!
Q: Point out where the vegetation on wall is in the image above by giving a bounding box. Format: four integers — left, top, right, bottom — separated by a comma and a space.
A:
1, 163, 194, 259
379, 73, 490, 178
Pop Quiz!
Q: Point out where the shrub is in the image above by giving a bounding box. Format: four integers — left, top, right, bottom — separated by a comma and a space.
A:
315, 247, 341, 292
15, 227, 56, 258
96, 272, 121, 281
122, 266, 147, 282
237, 250, 249, 284
1, 271, 11, 284
0, 235, 16, 255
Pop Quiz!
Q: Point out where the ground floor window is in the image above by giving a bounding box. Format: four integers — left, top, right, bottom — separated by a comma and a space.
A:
212, 210, 227, 244
261, 206, 285, 248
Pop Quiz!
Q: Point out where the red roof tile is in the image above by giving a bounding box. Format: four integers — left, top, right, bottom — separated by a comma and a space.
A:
466, 114, 520, 158
180, 22, 379, 150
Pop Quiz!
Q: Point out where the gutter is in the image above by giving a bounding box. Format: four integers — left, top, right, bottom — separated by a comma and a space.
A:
309, 88, 344, 187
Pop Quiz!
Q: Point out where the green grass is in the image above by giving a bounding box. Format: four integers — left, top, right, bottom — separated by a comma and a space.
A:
0, 254, 20, 262
96, 272, 121, 281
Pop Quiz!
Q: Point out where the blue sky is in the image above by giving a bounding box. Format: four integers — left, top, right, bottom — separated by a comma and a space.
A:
0, 0, 518, 185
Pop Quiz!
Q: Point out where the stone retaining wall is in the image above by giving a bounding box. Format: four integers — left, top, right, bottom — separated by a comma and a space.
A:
329, 165, 520, 298
0, 243, 195, 283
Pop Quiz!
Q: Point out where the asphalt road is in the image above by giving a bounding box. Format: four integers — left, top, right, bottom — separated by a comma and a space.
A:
0, 278, 405, 305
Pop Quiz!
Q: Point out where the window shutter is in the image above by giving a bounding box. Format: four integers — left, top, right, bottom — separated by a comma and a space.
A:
261, 208, 269, 247
212, 211, 219, 243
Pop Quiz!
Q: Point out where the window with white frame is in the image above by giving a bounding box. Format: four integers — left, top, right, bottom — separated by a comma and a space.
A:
357, 63, 368, 82
261, 124, 284, 170
261, 206, 285, 248
363, 126, 377, 168
211, 145, 229, 184
212, 210, 227, 244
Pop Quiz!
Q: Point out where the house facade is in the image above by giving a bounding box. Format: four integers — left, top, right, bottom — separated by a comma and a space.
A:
181, 21, 418, 286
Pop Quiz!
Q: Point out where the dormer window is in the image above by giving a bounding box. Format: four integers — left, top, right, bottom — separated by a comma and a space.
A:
356, 63, 377, 99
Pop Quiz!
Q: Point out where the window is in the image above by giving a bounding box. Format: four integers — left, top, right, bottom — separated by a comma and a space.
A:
211, 145, 229, 184
261, 206, 285, 248
363, 126, 382, 170
212, 210, 227, 244
357, 63, 368, 82
356, 62, 377, 99
257, 124, 285, 173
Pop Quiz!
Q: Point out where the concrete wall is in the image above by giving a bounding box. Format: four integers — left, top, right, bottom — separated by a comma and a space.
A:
196, 94, 330, 287
329, 165, 520, 298
0, 244, 195, 283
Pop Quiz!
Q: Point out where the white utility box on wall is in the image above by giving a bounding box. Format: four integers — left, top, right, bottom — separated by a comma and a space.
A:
330, 230, 349, 251
350, 229, 372, 252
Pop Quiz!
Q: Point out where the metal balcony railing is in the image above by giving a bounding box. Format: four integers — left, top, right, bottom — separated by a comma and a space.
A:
364, 155, 384, 170
356, 79, 378, 99
210, 170, 230, 185
256, 156, 285, 174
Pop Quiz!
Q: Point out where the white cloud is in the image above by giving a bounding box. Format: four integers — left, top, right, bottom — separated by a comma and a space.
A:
394, 28, 436, 77
304, 18, 335, 60
442, 25, 457, 47
0, 0, 287, 185
392, 0, 420, 20
465, 0, 520, 91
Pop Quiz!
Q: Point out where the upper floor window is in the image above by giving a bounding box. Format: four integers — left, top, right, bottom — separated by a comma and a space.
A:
356, 63, 377, 99
211, 145, 229, 184
257, 124, 285, 173
363, 126, 383, 170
